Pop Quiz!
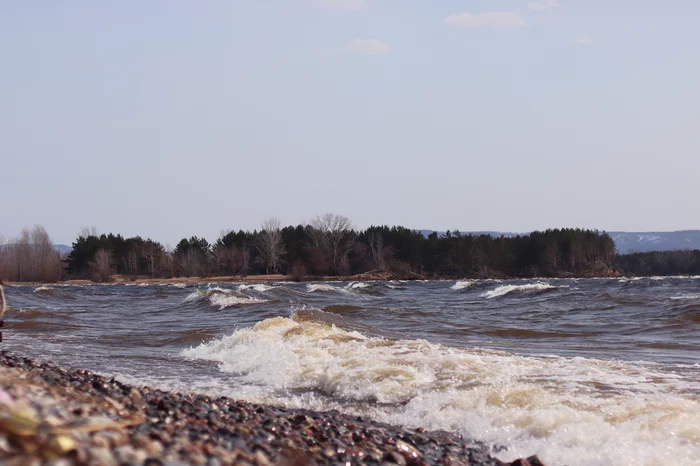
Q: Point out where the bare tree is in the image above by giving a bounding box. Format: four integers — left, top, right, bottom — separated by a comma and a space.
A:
0, 226, 62, 282
126, 250, 139, 276
368, 232, 388, 270
255, 218, 285, 274
307, 214, 355, 275
544, 240, 560, 276
91, 249, 113, 282
30, 225, 60, 281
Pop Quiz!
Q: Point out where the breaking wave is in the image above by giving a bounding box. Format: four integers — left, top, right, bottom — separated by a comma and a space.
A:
451, 280, 475, 290
305, 283, 378, 294
238, 284, 275, 292
671, 295, 700, 301
181, 314, 700, 466
481, 283, 568, 299
183, 287, 268, 309
208, 294, 267, 309
306, 283, 346, 293
348, 282, 371, 290
33, 286, 56, 293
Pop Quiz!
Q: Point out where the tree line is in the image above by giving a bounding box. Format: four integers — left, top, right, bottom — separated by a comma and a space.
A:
614, 250, 700, 276
0, 226, 63, 282
7, 216, 664, 283
47, 215, 618, 282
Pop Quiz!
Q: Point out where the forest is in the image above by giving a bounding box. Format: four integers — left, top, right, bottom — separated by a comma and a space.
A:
48, 215, 617, 281
9, 215, 698, 282
614, 250, 700, 276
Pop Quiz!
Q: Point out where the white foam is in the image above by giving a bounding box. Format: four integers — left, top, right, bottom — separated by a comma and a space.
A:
347, 282, 371, 289
183, 288, 267, 308
33, 286, 55, 293
238, 284, 275, 292
451, 280, 475, 290
208, 294, 267, 309
481, 283, 567, 299
618, 277, 643, 283
671, 295, 700, 301
182, 316, 700, 466
306, 284, 347, 293
184, 291, 206, 302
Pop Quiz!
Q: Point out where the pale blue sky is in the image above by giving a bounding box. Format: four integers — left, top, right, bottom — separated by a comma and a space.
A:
1, 1, 698, 246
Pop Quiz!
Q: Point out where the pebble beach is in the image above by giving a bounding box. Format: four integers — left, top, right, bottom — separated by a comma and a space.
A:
0, 351, 545, 466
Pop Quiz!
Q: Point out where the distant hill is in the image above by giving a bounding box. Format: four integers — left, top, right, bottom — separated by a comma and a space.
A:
0, 244, 72, 254
55, 244, 72, 255
419, 230, 700, 254
607, 231, 700, 254
418, 230, 519, 238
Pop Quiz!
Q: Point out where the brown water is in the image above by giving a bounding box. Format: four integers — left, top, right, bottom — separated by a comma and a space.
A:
3, 278, 700, 465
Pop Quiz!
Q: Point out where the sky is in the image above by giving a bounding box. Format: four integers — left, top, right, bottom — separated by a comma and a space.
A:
1, 0, 699, 247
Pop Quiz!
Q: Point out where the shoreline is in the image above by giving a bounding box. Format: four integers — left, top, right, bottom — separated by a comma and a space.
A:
5, 271, 627, 287
0, 351, 544, 466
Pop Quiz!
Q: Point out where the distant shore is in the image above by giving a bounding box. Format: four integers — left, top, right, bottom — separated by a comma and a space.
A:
0, 351, 544, 466
5, 270, 627, 287
5, 272, 401, 286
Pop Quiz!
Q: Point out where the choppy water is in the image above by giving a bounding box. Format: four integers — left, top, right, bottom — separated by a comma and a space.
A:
3, 278, 700, 466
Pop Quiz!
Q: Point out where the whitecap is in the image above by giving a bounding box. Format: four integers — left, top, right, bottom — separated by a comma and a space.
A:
481, 283, 567, 299
33, 286, 55, 293
451, 280, 475, 290
238, 284, 275, 292
347, 282, 371, 290
671, 295, 700, 301
182, 315, 700, 466
306, 284, 346, 293
208, 294, 267, 309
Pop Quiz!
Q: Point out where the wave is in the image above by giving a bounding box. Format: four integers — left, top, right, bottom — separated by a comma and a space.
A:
618, 277, 643, 284
385, 284, 405, 290
182, 315, 700, 466
184, 287, 268, 309
209, 294, 267, 309
33, 286, 56, 293
238, 284, 275, 292
305, 282, 379, 295
671, 295, 700, 301
347, 282, 370, 289
323, 304, 364, 313
168, 328, 217, 345
481, 283, 568, 299
306, 283, 346, 293
451, 280, 475, 290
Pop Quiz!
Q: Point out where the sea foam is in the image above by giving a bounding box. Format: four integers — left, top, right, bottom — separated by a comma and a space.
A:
34, 286, 55, 293
182, 314, 700, 466
451, 280, 475, 290
238, 284, 275, 292
481, 283, 567, 299
184, 288, 267, 309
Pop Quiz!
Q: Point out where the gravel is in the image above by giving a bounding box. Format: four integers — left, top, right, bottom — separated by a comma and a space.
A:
0, 351, 545, 466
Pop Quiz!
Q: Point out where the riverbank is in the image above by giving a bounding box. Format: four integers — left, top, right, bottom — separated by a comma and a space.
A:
6, 269, 626, 287
4, 272, 401, 286
0, 352, 544, 466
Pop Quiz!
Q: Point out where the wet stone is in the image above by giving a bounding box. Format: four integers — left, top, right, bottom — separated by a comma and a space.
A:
0, 352, 546, 466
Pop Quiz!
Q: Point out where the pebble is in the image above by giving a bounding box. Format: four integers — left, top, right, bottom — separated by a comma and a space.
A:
0, 351, 546, 466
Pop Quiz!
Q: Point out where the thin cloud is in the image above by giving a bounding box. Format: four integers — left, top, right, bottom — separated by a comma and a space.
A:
444, 12, 526, 29
316, 0, 364, 11
573, 35, 593, 45
528, 0, 560, 11
347, 39, 391, 55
